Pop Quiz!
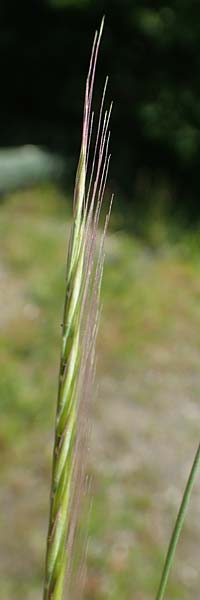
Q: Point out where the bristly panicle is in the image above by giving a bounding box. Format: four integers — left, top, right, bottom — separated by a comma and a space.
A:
43, 17, 113, 600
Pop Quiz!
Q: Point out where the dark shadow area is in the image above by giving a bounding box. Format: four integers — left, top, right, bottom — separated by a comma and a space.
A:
1, 0, 200, 223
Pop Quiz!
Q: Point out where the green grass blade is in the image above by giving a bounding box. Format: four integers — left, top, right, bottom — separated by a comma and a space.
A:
155, 442, 200, 600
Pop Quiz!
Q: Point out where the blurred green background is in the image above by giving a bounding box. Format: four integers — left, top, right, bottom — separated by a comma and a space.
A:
1, 2, 200, 599
1, 0, 200, 223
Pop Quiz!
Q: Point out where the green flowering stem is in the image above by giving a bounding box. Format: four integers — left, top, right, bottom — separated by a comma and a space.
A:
43, 17, 112, 600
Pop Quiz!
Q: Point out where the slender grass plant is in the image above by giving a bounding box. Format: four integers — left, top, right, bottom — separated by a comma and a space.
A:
43, 18, 112, 600
155, 442, 200, 600
42, 18, 200, 600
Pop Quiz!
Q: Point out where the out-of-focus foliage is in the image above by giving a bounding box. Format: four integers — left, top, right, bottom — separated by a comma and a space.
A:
1, 0, 200, 220
1, 185, 200, 599
49, 0, 91, 6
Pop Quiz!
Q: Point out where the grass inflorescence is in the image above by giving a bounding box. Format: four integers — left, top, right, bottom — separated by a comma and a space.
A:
43, 18, 113, 600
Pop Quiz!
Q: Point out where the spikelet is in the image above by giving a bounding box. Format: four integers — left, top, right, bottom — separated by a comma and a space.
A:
43, 17, 113, 600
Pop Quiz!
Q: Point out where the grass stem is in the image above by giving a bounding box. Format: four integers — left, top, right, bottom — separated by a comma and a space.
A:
155, 442, 200, 600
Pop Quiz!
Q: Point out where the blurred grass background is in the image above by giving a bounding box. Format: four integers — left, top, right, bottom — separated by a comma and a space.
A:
1, 184, 200, 599
1, 0, 200, 597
